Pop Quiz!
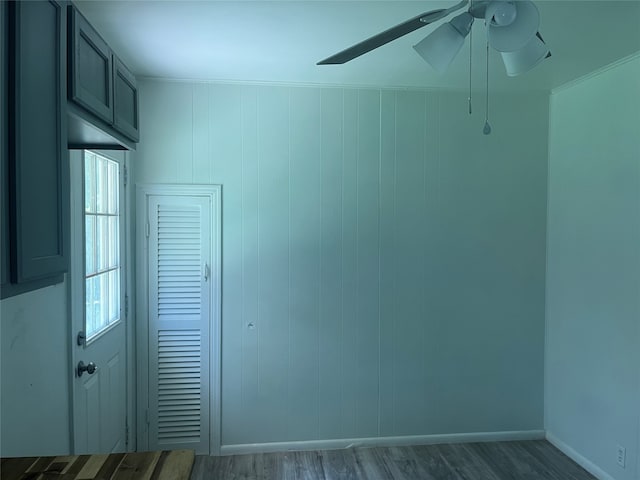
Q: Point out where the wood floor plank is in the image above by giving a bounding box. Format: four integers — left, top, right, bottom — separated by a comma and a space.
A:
149, 451, 170, 480
112, 451, 161, 480
410, 445, 461, 480
293, 451, 324, 480
318, 449, 359, 480
519, 440, 596, 480
1, 457, 38, 480
280, 452, 299, 480
500, 441, 563, 480
353, 447, 394, 479
190, 440, 597, 480
260, 451, 286, 479
93, 452, 126, 480
75, 454, 109, 479
374, 446, 424, 480
65, 455, 91, 476
469, 442, 528, 480
51, 456, 78, 473
1, 451, 193, 480
22, 456, 55, 479
39, 462, 69, 480
229, 450, 260, 480
452, 443, 502, 480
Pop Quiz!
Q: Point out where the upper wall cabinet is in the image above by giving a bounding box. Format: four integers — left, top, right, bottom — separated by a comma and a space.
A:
2, 0, 69, 298
68, 6, 113, 125
113, 55, 139, 142
67, 6, 139, 147
1, 0, 9, 289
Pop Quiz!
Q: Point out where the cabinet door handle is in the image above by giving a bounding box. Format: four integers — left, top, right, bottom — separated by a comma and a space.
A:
203, 262, 210, 281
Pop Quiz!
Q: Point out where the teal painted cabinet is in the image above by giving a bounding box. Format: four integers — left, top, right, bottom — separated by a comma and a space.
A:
68, 6, 139, 144
2, 0, 69, 298
113, 55, 139, 142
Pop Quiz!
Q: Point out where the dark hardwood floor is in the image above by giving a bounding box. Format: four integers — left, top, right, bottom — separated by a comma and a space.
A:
191, 440, 596, 479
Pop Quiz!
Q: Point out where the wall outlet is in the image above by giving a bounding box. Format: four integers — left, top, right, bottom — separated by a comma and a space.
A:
616, 445, 626, 468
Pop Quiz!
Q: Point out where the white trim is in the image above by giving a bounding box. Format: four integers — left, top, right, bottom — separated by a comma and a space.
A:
551, 52, 640, 95
137, 75, 549, 95
543, 90, 554, 434
124, 152, 136, 451
220, 430, 546, 456
209, 186, 222, 455
546, 431, 615, 480
136, 183, 221, 197
68, 149, 84, 454
135, 185, 150, 452
135, 183, 222, 456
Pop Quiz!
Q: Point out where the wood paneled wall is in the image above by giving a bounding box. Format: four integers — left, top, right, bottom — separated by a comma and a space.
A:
137, 81, 549, 447
546, 56, 640, 480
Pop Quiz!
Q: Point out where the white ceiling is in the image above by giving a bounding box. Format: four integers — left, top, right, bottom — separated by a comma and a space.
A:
76, 0, 640, 92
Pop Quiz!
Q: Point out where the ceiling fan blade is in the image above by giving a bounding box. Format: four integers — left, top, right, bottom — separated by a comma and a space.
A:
317, 0, 469, 65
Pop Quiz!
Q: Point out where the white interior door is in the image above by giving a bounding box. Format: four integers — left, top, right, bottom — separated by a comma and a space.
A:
145, 192, 213, 455
70, 150, 128, 454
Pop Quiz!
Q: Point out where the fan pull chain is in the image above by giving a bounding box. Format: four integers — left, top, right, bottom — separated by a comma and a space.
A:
483, 40, 492, 135
468, 24, 473, 114
468, 0, 473, 115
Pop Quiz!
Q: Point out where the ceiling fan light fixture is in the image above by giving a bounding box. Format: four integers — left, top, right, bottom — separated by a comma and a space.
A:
413, 12, 473, 73
487, 0, 539, 52
485, 1, 517, 26
500, 32, 550, 76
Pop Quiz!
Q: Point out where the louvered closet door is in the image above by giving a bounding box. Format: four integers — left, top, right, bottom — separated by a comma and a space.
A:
148, 195, 211, 454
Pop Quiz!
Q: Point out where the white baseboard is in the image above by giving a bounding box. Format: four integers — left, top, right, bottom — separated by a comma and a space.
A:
546, 431, 616, 480
220, 429, 545, 456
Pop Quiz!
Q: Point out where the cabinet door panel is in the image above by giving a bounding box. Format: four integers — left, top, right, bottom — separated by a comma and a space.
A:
9, 0, 69, 283
69, 6, 113, 124
113, 56, 139, 142
1, 0, 8, 288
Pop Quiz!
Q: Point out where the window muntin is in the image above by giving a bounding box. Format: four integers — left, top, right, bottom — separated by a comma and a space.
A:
84, 151, 121, 340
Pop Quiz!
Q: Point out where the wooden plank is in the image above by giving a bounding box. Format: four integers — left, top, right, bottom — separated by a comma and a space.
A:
292, 451, 324, 480
379, 445, 439, 480
0, 457, 38, 480
257, 452, 285, 480
93, 453, 125, 480
411, 445, 461, 480
2, 451, 194, 480
518, 440, 596, 480
152, 450, 194, 480
111, 451, 161, 480
74, 454, 109, 479
39, 462, 67, 480
352, 448, 394, 479
318, 449, 359, 480
51, 456, 78, 474
228, 453, 259, 480
24, 456, 55, 477
64, 456, 91, 476
148, 451, 169, 480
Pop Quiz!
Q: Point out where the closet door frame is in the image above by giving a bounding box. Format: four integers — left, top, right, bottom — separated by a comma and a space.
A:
136, 184, 221, 455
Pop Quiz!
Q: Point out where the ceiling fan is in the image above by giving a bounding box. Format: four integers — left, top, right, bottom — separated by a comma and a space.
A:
317, 0, 551, 77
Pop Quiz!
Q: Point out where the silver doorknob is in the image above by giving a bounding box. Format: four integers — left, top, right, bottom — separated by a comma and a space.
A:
77, 361, 97, 377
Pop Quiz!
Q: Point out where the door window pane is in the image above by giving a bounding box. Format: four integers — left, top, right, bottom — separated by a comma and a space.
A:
84, 151, 121, 340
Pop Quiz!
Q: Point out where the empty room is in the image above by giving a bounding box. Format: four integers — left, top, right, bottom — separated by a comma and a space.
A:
1, 0, 639, 479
